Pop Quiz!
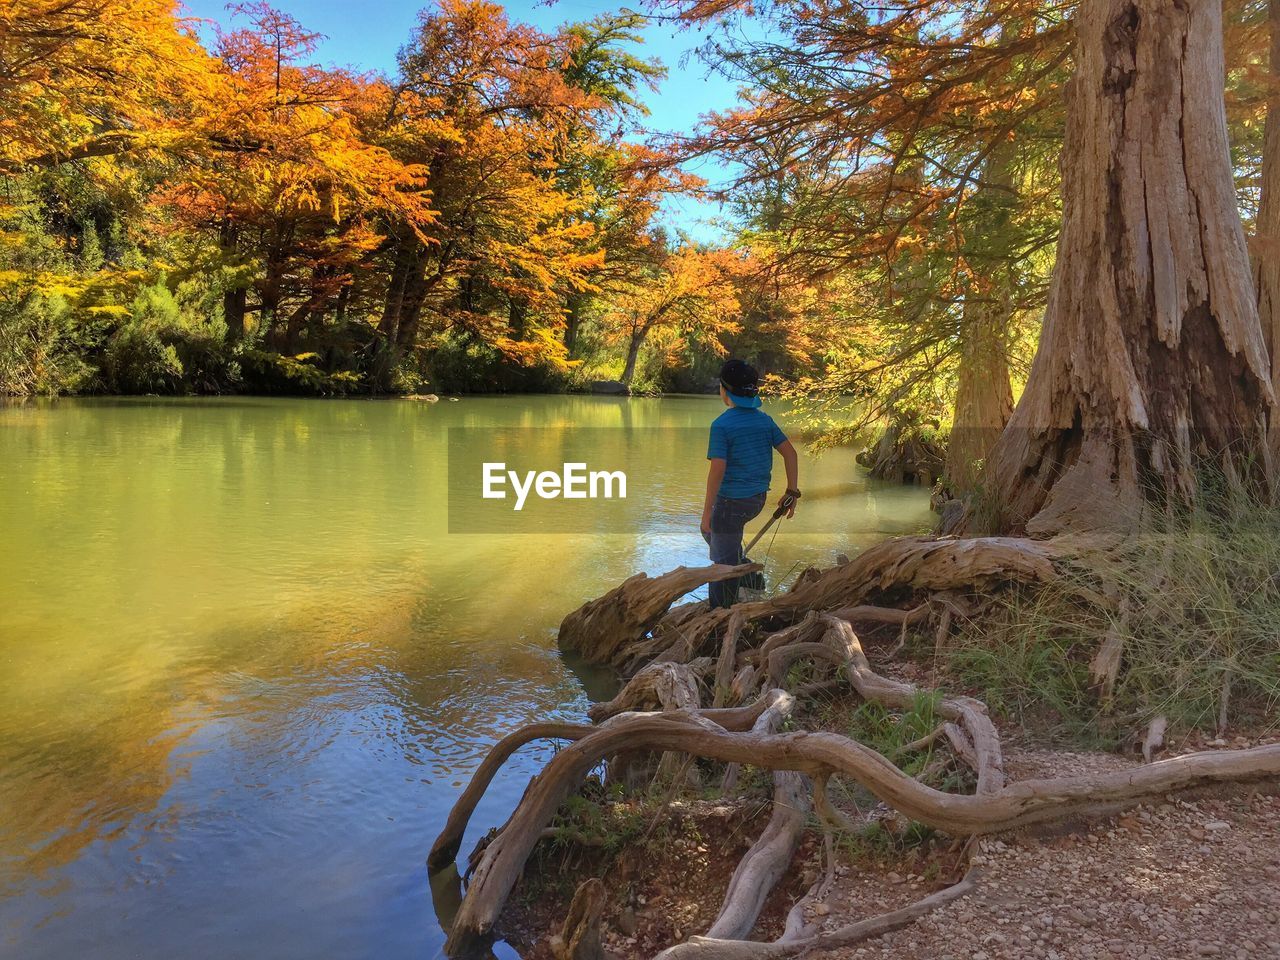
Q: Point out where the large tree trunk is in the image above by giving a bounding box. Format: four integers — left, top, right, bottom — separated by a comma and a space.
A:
379, 238, 430, 350
947, 139, 1017, 495
563, 293, 584, 357
984, 0, 1272, 536
1259, 0, 1280, 447
948, 300, 1014, 494
374, 237, 432, 392
220, 223, 248, 345
223, 287, 248, 345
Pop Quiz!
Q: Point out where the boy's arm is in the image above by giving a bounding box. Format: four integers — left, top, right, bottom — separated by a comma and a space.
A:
776, 439, 799, 517
702, 458, 727, 536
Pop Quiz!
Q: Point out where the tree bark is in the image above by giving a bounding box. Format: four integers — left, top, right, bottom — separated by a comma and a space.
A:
620, 326, 646, 387
223, 287, 248, 345
949, 301, 1014, 494
985, 0, 1273, 536
1258, 0, 1280, 449
563, 293, 585, 356
948, 135, 1017, 495
379, 238, 430, 352
220, 223, 248, 345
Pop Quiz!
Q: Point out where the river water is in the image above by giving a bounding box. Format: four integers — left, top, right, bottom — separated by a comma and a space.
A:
0, 396, 931, 959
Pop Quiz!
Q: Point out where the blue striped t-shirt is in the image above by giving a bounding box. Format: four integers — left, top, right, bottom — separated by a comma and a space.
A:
707, 407, 788, 498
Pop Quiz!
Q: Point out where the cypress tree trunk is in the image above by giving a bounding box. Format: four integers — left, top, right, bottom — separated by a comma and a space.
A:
1258, 0, 1280, 446
619, 331, 644, 388
947, 138, 1017, 495
220, 223, 247, 344
223, 287, 248, 345
948, 302, 1014, 494
563, 293, 584, 357
985, 0, 1273, 535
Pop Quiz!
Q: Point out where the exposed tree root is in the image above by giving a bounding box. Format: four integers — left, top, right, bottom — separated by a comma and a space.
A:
428, 721, 593, 873
703, 694, 807, 942
651, 867, 982, 959
433, 535, 1280, 958
559, 563, 757, 667
634, 537, 1064, 670
589, 659, 711, 723
445, 715, 1280, 953
830, 602, 930, 627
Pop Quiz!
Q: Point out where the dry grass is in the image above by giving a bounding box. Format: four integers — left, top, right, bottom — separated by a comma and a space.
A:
949, 484, 1280, 742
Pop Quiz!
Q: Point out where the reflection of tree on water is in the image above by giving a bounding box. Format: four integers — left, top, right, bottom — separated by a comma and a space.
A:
0, 396, 932, 955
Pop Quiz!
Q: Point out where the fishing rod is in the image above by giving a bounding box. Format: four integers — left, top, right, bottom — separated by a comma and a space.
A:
743, 490, 800, 556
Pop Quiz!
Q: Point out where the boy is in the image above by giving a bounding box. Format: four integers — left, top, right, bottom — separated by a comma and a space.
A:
701, 359, 800, 608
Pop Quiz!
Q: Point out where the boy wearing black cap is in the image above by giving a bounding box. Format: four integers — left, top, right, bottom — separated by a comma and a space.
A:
701, 359, 800, 608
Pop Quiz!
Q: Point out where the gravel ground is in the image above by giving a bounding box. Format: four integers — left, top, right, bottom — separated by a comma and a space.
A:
506, 741, 1280, 959
813, 755, 1280, 960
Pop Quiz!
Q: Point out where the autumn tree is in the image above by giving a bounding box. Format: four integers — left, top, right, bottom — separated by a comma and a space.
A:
659, 0, 1069, 490
0, 0, 217, 172
601, 244, 742, 388
371, 0, 653, 389
552, 12, 672, 357
985, 0, 1273, 534
158, 2, 433, 347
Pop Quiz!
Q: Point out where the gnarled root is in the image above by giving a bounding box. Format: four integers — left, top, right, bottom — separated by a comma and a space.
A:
589, 658, 711, 723
559, 563, 757, 667
819, 616, 1005, 795
663, 536, 1062, 654
443, 712, 1280, 953
704, 692, 807, 942
651, 867, 982, 959
428, 721, 593, 873
437, 541, 1279, 958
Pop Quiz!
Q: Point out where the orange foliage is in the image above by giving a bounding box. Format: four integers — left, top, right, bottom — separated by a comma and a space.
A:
603, 245, 744, 384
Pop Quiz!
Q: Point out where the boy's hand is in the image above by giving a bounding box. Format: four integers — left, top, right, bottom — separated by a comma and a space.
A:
778, 489, 800, 519
700, 511, 712, 538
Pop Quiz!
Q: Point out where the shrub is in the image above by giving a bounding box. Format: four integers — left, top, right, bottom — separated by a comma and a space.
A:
0, 291, 94, 395
239, 348, 361, 395
426, 329, 571, 393
103, 323, 184, 393
102, 280, 235, 394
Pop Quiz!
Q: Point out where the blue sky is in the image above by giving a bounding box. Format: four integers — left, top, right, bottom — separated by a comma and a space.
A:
180, 0, 748, 240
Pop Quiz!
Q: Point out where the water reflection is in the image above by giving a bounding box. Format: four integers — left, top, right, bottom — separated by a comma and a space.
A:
0, 396, 931, 959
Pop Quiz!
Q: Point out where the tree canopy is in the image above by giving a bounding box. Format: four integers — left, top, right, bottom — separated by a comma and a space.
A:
3, 0, 1279, 528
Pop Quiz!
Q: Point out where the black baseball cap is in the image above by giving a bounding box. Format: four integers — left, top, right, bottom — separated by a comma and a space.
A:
719, 359, 762, 408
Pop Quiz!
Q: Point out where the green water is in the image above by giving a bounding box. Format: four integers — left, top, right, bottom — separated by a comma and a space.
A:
0, 396, 932, 959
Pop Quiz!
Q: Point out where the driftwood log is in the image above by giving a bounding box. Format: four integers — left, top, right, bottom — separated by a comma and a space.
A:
432, 534, 1280, 958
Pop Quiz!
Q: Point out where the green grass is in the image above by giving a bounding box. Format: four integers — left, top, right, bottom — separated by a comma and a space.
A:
835, 818, 940, 863
842, 692, 944, 777
949, 482, 1280, 741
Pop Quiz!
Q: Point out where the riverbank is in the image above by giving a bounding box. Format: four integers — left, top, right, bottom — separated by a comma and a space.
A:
436, 527, 1280, 957
497, 730, 1280, 959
